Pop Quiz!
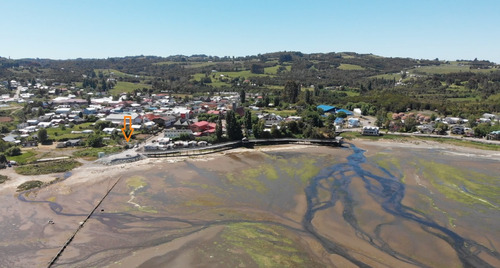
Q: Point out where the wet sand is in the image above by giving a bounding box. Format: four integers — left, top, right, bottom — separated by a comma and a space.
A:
0, 141, 499, 267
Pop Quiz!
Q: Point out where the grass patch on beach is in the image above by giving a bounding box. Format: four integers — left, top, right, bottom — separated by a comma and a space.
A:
73, 146, 122, 160
0, 175, 9, 184
16, 180, 44, 192
14, 160, 82, 175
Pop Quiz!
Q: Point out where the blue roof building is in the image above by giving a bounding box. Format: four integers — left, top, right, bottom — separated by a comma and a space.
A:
317, 105, 336, 113
334, 117, 345, 125
336, 108, 353, 116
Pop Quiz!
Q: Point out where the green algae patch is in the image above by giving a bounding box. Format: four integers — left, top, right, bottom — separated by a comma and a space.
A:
296, 159, 321, 184
418, 194, 456, 228
126, 176, 157, 213
220, 222, 320, 267
137, 206, 158, 213
224, 172, 268, 193
241, 164, 279, 181
184, 194, 224, 207
178, 181, 210, 190
371, 153, 406, 182
276, 157, 321, 185
418, 160, 499, 209
126, 176, 147, 189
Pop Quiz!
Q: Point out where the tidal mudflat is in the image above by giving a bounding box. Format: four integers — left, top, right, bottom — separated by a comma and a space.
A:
0, 142, 499, 267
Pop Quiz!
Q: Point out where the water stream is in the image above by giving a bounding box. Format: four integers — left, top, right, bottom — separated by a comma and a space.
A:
303, 143, 499, 267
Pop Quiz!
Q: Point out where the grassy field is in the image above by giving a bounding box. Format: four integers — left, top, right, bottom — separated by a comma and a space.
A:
342, 90, 361, 97
153, 61, 217, 69
73, 146, 122, 160
15, 159, 82, 175
337, 63, 366, 70
45, 122, 95, 141
369, 73, 401, 80
487, 93, 500, 102
265, 85, 285, 91
264, 65, 291, 74
110, 81, 152, 95
7, 150, 38, 164
411, 63, 498, 75
95, 69, 152, 79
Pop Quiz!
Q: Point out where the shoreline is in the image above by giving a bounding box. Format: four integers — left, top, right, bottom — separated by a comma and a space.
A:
1, 138, 500, 195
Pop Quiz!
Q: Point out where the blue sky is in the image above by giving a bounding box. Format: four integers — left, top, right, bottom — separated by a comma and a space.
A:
2, 0, 499, 62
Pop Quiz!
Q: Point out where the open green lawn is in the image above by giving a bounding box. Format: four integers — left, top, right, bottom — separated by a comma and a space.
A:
448, 97, 478, 102
337, 63, 366, 70
95, 69, 152, 79
265, 85, 285, 91
45, 122, 95, 141
152, 61, 178, 66
487, 93, 500, 102
110, 81, 152, 95
73, 146, 122, 160
411, 63, 498, 75
342, 90, 361, 97
218, 70, 269, 78
7, 150, 38, 165
369, 73, 401, 80
340, 53, 356, 59
264, 65, 291, 74
153, 61, 217, 69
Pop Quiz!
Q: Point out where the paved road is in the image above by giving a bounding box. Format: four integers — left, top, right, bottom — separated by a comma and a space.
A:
13, 86, 22, 100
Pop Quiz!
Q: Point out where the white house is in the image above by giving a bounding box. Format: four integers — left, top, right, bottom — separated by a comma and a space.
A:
164, 129, 193, 138
102, 128, 117, 135
158, 137, 170, 145
56, 107, 71, 114
37, 122, 52, 128
362, 126, 379, 136
27, 119, 40, 125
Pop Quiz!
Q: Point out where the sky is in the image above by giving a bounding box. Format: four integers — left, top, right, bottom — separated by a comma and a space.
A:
1, 0, 499, 63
